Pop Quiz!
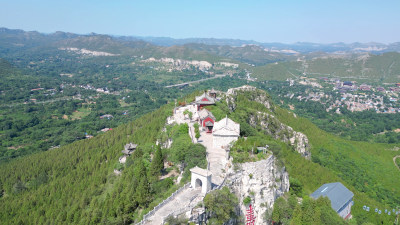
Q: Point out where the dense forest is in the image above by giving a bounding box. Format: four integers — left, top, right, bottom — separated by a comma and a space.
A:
0, 96, 209, 224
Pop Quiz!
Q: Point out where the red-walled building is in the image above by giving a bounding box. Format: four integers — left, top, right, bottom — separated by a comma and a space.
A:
198, 109, 216, 133
195, 92, 215, 110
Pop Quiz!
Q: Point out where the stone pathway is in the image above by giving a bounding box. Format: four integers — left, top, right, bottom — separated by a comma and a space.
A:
145, 188, 202, 225
174, 104, 229, 186
198, 131, 227, 186
142, 104, 228, 224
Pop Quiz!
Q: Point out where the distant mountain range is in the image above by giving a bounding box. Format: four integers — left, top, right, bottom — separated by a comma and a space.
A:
2, 27, 400, 55
1, 27, 400, 81
130, 35, 400, 54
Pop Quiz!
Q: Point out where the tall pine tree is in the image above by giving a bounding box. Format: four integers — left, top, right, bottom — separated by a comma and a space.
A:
149, 145, 164, 181
135, 174, 151, 208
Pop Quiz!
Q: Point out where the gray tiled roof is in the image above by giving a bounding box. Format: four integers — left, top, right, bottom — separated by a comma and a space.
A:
195, 93, 215, 105
198, 109, 216, 121
205, 121, 214, 126
310, 182, 354, 212
213, 117, 240, 136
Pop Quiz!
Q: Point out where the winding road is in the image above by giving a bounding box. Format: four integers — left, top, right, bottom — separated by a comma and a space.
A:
164, 74, 226, 88
1, 96, 74, 108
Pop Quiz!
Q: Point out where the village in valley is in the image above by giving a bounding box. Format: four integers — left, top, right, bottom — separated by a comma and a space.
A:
282, 77, 400, 113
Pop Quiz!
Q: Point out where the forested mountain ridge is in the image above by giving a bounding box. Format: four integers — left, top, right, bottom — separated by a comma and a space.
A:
252, 52, 400, 82
0, 103, 176, 224
207, 87, 399, 224
1, 87, 398, 224
0, 27, 233, 64
133, 34, 400, 54
183, 43, 291, 66
3, 27, 400, 81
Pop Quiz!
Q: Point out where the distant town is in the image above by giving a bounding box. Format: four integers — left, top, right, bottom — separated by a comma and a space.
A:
283, 77, 400, 113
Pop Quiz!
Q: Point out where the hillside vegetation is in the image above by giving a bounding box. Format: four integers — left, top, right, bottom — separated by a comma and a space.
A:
252, 52, 400, 83
0, 103, 173, 224
1, 88, 398, 224
206, 88, 398, 224
185, 43, 291, 66
0, 46, 250, 162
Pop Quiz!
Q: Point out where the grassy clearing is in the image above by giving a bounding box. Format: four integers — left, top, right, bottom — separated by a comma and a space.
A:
119, 100, 133, 107
70, 107, 91, 120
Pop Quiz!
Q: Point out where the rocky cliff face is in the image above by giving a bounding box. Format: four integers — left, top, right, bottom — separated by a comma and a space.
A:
226, 85, 272, 111
225, 155, 289, 225
225, 86, 311, 159
249, 112, 310, 159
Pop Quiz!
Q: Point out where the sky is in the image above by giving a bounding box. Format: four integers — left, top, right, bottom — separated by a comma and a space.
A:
0, 0, 399, 44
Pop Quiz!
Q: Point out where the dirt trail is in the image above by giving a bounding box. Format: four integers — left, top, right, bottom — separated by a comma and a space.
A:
394, 155, 400, 171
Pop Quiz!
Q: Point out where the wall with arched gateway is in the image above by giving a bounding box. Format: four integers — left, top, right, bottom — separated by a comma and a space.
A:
190, 167, 212, 194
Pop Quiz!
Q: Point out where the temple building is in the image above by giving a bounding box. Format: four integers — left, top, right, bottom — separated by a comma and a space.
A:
198, 109, 216, 133
195, 92, 215, 110
212, 116, 240, 148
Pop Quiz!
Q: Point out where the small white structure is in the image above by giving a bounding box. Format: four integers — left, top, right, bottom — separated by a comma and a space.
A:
190, 166, 212, 194
212, 116, 240, 148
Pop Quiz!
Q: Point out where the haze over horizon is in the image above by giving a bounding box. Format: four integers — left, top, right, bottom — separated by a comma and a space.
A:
1, 0, 400, 44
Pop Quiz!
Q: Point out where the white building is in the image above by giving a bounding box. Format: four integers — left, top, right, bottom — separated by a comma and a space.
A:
212, 116, 240, 148
190, 166, 212, 194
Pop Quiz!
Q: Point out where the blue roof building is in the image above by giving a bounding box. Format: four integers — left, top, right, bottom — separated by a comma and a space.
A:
310, 182, 354, 219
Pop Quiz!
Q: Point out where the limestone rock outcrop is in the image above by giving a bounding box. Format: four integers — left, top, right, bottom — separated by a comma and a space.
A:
225, 86, 311, 159
226, 85, 271, 111
225, 155, 289, 225
249, 112, 310, 159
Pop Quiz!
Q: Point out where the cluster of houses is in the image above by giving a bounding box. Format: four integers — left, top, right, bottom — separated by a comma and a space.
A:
287, 77, 400, 113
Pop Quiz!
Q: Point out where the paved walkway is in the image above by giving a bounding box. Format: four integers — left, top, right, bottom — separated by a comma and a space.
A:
145, 188, 202, 225
174, 104, 228, 186
198, 131, 227, 186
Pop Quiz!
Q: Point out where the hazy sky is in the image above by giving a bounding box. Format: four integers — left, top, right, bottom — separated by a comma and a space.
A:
1, 0, 399, 43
